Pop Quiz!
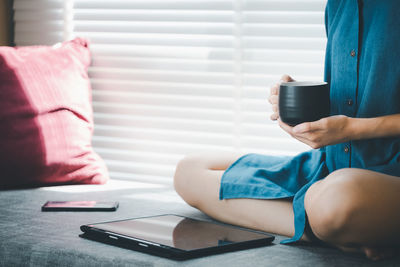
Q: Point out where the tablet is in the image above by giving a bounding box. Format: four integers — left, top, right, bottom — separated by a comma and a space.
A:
80, 214, 275, 260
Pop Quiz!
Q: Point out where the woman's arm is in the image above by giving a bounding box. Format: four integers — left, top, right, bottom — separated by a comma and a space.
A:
350, 114, 400, 140
278, 114, 400, 149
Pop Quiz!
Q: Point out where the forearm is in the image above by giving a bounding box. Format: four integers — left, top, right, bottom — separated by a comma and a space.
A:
348, 114, 400, 140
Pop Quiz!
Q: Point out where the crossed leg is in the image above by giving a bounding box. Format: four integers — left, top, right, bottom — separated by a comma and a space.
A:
174, 153, 310, 240
174, 154, 400, 260
305, 168, 400, 260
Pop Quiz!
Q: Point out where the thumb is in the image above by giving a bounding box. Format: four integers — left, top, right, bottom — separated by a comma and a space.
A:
280, 74, 295, 83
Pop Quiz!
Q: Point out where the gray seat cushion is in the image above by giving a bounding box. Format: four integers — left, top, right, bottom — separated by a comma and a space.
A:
1, 180, 398, 266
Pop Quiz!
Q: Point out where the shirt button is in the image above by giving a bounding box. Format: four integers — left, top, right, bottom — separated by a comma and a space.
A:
346, 99, 353, 106
344, 146, 349, 153
350, 50, 356, 57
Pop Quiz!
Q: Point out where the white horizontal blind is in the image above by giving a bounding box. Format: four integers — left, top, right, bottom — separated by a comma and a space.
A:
240, 0, 327, 155
13, 0, 327, 184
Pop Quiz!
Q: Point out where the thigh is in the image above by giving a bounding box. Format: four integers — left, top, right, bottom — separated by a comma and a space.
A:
174, 154, 302, 239
305, 168, 400, 247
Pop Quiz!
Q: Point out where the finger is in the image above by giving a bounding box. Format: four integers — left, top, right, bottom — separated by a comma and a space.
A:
278, 119, 294, 134
294, 118, 328, 134
292, 122, 312, 134
268, 94, 278, 105
272, 104, 278, 113
270, 84, 279, 95
294, 135, 320, 149
280, 74, 295, 83
278, 119, 322, 148
270, 113, 279, 121
295, 131, 325, 149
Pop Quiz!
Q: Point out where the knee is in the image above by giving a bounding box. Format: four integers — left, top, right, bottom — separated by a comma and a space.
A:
173, 155, 203, 207
173, 155, 194, 199
305, 168, 364, 242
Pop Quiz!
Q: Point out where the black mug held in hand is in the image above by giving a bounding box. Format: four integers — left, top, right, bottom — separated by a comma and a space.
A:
279, 81, 330, 126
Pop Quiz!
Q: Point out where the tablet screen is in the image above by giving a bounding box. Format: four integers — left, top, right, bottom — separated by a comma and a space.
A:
87, 215, 273, 251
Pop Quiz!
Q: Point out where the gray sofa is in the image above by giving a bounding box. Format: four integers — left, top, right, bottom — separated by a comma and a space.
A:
1, 179, 398, 267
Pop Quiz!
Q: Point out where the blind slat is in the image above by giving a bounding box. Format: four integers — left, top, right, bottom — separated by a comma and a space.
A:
73, 0, 234, 10
244, 0, 326, 11
74, 21, 234, 35
92, 90, 235, 109
94, 126, 235, 146
93, 103, 233, 121
243, 11, 324, 24
14, 0, 64, 10
94, 114, 234, 133
73, 10, 234, 22
91, 56, 234, 72
93, 136, 235, 154
74, 32, 235, 47
88, 67, 235, 85
90, 79, 234, 97
90, 44, 234, 60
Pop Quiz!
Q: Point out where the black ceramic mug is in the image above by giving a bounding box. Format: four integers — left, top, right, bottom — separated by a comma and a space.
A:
278, 81, 330, 126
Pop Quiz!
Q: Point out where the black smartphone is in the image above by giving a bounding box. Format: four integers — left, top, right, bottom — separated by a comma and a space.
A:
41, 201, 119, 211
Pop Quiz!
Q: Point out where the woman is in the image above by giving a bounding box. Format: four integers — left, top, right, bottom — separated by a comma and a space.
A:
174, 0, 400, 261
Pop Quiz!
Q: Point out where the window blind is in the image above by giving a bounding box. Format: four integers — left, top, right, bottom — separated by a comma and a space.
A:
13, 0, 327, 184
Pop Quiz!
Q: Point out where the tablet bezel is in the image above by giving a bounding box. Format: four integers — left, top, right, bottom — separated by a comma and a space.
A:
80, 214, 275, 260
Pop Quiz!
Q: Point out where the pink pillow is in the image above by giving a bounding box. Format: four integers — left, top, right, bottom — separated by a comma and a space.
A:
0, 38, 109, 189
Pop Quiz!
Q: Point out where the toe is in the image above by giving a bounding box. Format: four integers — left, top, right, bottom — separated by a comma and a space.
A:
362, 247, 395, 261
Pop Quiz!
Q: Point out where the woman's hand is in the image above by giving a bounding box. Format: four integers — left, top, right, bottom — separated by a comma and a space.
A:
268, 74, 294, 121
278, 115, 351, 149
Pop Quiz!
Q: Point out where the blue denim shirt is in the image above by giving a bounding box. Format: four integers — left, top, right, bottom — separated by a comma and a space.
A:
220, 0, 400, 243
325, 0, 400, 174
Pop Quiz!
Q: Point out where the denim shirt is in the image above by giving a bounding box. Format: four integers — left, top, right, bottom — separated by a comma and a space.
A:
325, 0, 400, 173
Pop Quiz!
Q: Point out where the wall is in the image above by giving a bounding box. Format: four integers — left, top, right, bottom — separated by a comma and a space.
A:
0, 0, 12, 46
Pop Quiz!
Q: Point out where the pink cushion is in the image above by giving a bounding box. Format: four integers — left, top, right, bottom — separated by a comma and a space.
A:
0, 38, 109, 188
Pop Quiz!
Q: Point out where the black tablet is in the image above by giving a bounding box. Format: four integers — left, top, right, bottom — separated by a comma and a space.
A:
80, 214, 275, 260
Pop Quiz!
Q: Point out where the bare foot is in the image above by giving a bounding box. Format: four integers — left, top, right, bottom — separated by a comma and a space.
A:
336, 245, 397, 261
362, 247, 396, 261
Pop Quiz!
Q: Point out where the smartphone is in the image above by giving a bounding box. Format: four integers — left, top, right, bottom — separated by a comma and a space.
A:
41, 201, 119, 211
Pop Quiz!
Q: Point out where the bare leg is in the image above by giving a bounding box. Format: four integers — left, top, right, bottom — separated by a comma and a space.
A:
175, 154, 400, 260
174, 153, 310, 240
305, 168, 400, 260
